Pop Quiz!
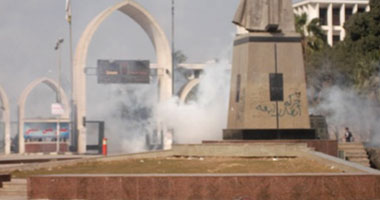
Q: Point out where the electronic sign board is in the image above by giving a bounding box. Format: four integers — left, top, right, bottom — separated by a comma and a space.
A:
97, 60, 150, 84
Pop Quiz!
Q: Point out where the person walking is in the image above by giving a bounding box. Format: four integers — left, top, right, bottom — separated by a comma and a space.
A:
344, 127, 353, 142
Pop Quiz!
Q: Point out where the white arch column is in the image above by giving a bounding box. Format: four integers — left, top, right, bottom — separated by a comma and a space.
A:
0, 86, 11, 155
18, 78, 70, 154
73, 0, 172, 153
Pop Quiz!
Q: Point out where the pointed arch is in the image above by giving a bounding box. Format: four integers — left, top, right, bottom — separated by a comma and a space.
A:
179, 79, 201, 103
73, 0, 172, 153
18, 77, 70, 154
0, 85, 11, 154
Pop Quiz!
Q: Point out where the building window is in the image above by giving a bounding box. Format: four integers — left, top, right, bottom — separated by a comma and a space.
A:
345, 7, 353, 21
333, 8, 340, 26
235, 74, 241, 102
357, 7, 366, 13
333, 35, 340, 45
319, 8, 328, 25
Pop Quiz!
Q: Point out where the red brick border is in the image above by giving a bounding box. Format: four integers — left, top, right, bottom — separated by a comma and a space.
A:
28, 174, 380, 200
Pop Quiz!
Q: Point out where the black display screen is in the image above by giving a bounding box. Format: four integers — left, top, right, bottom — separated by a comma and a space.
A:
269, 73, 283, 101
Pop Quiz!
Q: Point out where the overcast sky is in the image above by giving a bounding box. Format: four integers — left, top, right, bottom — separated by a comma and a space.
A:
0, 0, 238, 119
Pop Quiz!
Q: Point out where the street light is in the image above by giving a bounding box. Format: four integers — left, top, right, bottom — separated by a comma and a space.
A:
54, 38, 64, 153
55, 38, 64, 51
55, 38, 64, 103
171, 0, 175, 96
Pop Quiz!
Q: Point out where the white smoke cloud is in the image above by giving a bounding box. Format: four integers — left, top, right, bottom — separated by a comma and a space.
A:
309, 86, 380, 143
157, 60, 231, 144
86, 59, 231, 153
86, 81, 158, 153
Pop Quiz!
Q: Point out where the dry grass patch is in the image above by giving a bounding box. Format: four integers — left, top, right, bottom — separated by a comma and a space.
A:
13, 156, 346, 178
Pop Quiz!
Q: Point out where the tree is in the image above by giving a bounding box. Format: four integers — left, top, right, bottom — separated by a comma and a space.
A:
300, 0, 380, 141
336, 0, 380, 91
295, 13, 308, 37
306, 18, 328, 52
173, 50, 187, 66
295, 13, 330, 105
172, 50, 189, 95
301, 0, 380, 99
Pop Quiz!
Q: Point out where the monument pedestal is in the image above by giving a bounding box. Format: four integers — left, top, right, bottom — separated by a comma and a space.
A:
226, 32, 315, 140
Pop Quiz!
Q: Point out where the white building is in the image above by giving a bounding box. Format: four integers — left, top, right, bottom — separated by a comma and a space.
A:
293, 0, 370, 46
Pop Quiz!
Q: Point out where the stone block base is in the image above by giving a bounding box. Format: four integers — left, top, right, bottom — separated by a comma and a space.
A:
223, 129, 316, 140
203, 140, 338, 157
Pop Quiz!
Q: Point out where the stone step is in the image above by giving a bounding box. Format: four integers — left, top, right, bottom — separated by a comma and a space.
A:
338, 142, 365, 145
339, 147, 365, 149
348, 158, 370, 163
0, 190, 27, 196
338, 146, 366, 149
0, 179, 28, 197
346, 155, 368, 160
2, 179, 27, 188
352, 161, 371, 167
349, 161, 370, 165
343, 147, 366, 151
5, 179, 27, 184
2, 181, 27, 186
1, 185, 27, 191
342, 149, 367, 153
338, 143, 371, 168
348, 155, 369, 160
339, 143, 365, 146
338, 146, 366, 150
345, 152, 368, 157
0, 196, 27, 200
348, 157, 371, 163
4, 179, 27, 185
346, 152, 368, 156
339, 148, 365, 151
339, 149, 366, 153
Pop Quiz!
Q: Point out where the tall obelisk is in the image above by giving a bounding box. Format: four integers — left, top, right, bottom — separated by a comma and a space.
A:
224, 0, 315, 140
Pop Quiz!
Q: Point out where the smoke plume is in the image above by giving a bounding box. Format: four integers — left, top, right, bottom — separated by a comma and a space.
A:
309, 86, 380, 143
158, 60, 231, 144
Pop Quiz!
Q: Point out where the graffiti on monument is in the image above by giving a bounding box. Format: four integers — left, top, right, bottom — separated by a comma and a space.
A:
255, 91, 302, 117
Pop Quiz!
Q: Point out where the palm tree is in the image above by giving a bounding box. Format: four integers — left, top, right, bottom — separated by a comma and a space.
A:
295, 13, 308, 55
306, 18, 327, 52
295, 13, 308, 37
294, 13, 328, 55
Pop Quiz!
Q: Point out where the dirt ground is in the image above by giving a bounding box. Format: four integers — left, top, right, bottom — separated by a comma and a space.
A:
13, 156, 349, 178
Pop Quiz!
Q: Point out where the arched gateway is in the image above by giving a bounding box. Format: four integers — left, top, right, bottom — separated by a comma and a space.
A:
179, 79, 200, 103
0, 85, 10, 154
18, 77, 70, 154
73, 0, 172, 153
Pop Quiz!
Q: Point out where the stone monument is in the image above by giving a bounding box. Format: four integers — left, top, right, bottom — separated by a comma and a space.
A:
233, 0, 295, 32
224, 0, 315, 140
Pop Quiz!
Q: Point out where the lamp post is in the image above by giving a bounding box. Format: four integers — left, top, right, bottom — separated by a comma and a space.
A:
171, 0, 175, 96
54, 38, 64, 153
